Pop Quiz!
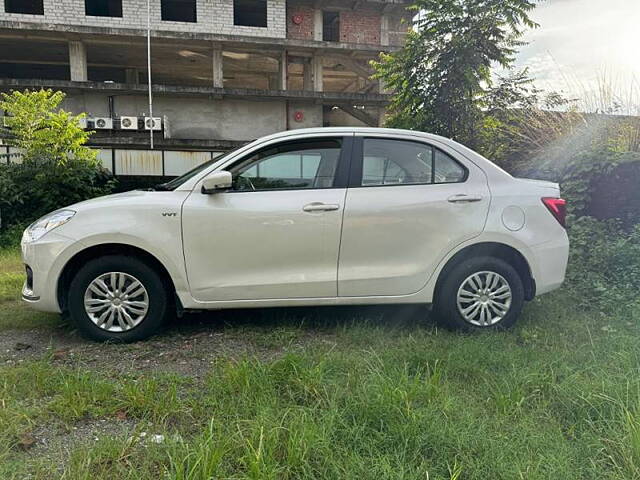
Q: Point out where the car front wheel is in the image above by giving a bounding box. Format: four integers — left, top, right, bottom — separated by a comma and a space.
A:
434, 256, 524, 330
67, 255, 168, 342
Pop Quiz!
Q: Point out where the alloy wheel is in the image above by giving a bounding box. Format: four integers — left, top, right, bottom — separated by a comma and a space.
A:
83, 272, 149, 332
456, 271, 512, 326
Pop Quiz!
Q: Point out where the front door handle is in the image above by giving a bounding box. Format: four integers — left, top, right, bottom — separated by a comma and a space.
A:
447, 194, 483, 204
303, 202, 340, 212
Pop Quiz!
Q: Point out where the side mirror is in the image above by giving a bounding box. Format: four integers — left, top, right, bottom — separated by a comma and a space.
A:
202, 171, 232, 194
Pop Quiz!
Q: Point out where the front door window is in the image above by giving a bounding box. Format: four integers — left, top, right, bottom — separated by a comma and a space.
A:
230, 139, 342, 191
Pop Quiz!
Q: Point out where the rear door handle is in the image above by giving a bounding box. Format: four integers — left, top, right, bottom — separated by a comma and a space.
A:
447, 194, 483, 204
303, 202, 340, 212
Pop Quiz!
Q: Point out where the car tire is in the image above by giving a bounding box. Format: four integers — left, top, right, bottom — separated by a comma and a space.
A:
67, 255, 169, 342
433, 256, 524, 331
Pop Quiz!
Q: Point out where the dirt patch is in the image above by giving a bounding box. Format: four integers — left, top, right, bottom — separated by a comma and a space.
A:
1, 305, 427, 377
0, 306, 394, 376
28, 416, 139, 457
0, 325, 286, 377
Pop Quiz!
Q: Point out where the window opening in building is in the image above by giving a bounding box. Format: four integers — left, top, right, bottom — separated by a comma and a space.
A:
5, 0, 44, 15
85, 0, 123, 17
161, 0, 197, 22
234, 0, 267, 27
323, 11, 340, 42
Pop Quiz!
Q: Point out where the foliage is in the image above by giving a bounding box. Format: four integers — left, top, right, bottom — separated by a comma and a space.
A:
0, 89, 95, 165
0, 223, 26, 248
479, 69, 582, 170
558, 151, 640, 218
479, 74, 640, 176
373, 0, 538, 148
566, 217, 640, 313
0, 158, 115, 239
0, 89, 115, 244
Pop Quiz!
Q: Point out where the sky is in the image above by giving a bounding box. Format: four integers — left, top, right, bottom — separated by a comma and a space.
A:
512, 0, 640, 106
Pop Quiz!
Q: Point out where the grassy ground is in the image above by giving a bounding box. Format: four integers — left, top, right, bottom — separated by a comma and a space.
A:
0, 247, 639, 479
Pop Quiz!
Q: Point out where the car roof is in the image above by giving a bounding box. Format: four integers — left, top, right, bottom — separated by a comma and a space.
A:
255, 127, 512, 178
257, 127, 455, 144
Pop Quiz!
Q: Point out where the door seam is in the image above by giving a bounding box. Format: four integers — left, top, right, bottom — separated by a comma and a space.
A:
335, 133, 355, 297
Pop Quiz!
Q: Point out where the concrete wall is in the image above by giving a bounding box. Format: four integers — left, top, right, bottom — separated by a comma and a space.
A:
0, 0, 287, 38
386, 13, 410, 47
288, 102, 322, 130
286, 4, 315, 40
340, 9, 381, 45
325, 108, 368, 127
61, 92, 324, 141
285, 4, 408, 47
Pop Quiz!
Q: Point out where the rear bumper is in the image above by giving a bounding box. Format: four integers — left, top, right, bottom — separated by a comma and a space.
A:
529, 233, 569, 296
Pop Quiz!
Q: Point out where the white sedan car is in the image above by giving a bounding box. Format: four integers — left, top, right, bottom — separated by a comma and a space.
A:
21, 128, 569, 342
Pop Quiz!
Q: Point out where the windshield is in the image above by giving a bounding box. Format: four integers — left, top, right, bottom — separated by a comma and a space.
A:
154, 147, 242, 191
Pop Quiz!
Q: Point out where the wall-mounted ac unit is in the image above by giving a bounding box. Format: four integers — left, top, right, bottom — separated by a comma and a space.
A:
93, 117, 113, 129
120, 116, 138, 130
144, 117, 162, 131
77, 117, 88, 129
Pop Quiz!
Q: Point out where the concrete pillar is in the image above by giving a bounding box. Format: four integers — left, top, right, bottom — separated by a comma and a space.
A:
380, 14, 390, 47
212, 45, 224, 88
125, 68, 139, 85
68, 41, 87, 82
278, 50, 287, 90
313, 9, 323, 41
303, 59, 313, 91
311, 56, 323, 92
268, 75, 278, 90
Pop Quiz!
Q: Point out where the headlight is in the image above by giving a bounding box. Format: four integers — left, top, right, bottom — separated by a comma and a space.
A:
22, 210, 76, 243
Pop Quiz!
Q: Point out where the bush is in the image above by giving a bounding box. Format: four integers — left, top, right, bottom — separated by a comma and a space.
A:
0, 89, 95, 165
565, 217, 640, 314
0, 157, 115, 245
0, 89, 116, 247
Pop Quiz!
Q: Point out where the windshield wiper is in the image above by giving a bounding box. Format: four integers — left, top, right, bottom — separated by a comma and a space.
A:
153, 182, 173, 191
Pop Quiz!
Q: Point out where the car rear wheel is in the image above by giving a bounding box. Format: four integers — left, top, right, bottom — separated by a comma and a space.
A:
434, 256, 524, 330
67, 255, 168, 342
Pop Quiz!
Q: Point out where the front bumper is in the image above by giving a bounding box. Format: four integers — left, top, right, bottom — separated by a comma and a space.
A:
21, 232, 81, 313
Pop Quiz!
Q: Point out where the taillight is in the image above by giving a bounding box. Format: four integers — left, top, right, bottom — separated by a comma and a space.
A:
542, 197, 567, 228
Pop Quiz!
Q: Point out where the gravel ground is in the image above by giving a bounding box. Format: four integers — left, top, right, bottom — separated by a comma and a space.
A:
1, 305, 425, 376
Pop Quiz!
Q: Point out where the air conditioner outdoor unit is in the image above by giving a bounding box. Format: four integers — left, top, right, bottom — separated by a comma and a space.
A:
77, 117, 88, 129
144, 117, 162, 131
120, 116, 139, 130
93, 117, 113, 129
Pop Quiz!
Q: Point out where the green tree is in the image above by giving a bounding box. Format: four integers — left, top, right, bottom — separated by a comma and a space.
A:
0, 88, 95, 164
0, 89, 114, 241
373, 0, 538, 148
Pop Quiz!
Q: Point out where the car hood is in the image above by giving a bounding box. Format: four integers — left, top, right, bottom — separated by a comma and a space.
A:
67, 190, 157, 211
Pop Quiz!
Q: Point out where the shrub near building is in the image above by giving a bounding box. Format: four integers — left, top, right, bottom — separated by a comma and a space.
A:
0, 89, 115, 245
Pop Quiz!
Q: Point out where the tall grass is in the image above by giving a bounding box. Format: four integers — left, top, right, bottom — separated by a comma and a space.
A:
492, 74, 640, 177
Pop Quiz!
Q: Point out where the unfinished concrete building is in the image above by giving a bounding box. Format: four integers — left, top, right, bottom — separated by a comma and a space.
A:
0, 0, 411, 176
